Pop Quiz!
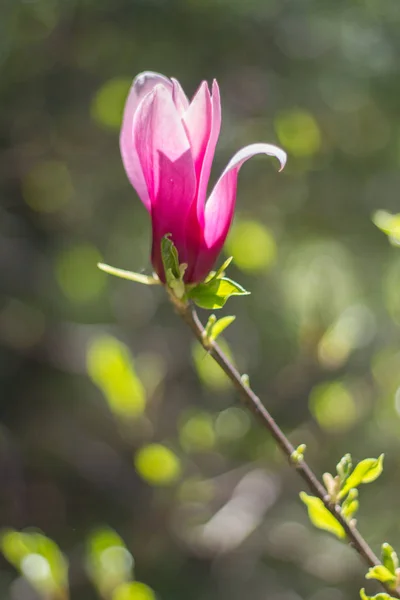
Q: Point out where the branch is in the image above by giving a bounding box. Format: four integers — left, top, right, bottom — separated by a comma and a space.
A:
172, 297, 400, 599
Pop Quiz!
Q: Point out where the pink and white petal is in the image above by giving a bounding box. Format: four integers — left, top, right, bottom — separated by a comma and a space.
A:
196, 79, 222, 218
191, 143, 286, 282
120, 72, 173, 211
182, 81, 212, 182
171, 78, 190, 115
133, 85, 196, 275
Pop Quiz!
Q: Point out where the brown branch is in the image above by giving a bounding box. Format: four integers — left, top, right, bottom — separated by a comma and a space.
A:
172, 297, 400, 599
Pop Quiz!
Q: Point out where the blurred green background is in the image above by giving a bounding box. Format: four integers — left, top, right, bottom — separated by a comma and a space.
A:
1, 0, 400, 598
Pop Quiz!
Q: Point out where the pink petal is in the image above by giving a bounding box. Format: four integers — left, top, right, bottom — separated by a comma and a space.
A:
182, 81, 212, 182
191, 143, 286, 282
183, 81, 221, 282
171, 78, 190, 115
120, 71, 173, 211
197, 80, 221, 215
132, 85, 196, 277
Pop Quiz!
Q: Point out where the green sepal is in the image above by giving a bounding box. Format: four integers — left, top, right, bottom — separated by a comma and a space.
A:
382, 543, 399, 576
360, 588, 398, 600
340, 454, 384, 498
365, 566, 397, 586
189, 277, 250, 310
299, 492, 346, 539
160, 235, 187, 299
161, 234, 180, 282
98, 263, 159, 285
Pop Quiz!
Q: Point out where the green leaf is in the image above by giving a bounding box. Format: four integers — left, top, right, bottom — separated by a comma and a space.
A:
360, 588, 398, 600
209, 316, 236, 341
204, 314, 217, 338
189, 277, 250, 310
291, 444, 306, 464
213, 256, 233, 279
98, 263, 159, 285
340, 455, 384, 497
382, 543, 399, 576
341, 488, 359, 520
299, 492, 346, 539
161, 234, 180, 284
366, 566, 397, 585
336, 453, 353, 483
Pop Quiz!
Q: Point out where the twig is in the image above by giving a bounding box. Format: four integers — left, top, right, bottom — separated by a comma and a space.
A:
171, 297, 400, 599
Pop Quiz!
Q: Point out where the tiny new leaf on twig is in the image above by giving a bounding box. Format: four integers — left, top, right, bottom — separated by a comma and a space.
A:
339, 455, 384, 498
381, 543, 399, 577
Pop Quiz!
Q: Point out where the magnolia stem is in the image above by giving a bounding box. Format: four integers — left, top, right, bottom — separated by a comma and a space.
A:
173, 299, 400, 599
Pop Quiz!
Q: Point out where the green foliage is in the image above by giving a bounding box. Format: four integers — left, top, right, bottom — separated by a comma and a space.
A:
341, 488, 359, 521
189, 277, 250, 309
322, 453, 384, 506
212, 256, 234, 279
161, 234, 180, 281
160, 234, 187, 298
291, 444, 306, 464
360, 589, 398, 600
337, 453, 353, 483
366, 566, 397, 585
381, 543, 399, 577
204, 314, 236, 342
299, 492, 346, 539
340, 455, 384, 498
0, 529, 68, 598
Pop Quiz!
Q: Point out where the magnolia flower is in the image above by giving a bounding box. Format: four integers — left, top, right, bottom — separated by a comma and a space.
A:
120, 72, 286, 284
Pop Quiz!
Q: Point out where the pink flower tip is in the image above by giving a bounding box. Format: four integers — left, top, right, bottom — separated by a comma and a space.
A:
120, 71, 287, 284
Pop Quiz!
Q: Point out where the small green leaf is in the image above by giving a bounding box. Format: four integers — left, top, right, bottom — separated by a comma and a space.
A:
366, 566, 397, 585
340, 455, 384, 497
209, 316, 236, 341
360, 588, 398, 600
98, 263, 159, 285
382, 543, 399, 576
189, 277, 250, 310
299, 492, 346, 539
213, 256, 233, 279
291, 444, 306, 464
161, 234, 180, 284
204, 314, 217, 338
341, 488, 359, 520
336, 453, 353, 483
342, 499, 359, 520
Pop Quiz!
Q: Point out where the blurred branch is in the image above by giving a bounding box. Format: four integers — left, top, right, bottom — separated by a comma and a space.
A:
172, 296, 400, 599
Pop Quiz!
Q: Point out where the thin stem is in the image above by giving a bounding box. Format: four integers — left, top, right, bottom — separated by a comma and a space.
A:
173, 298, 400, 599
